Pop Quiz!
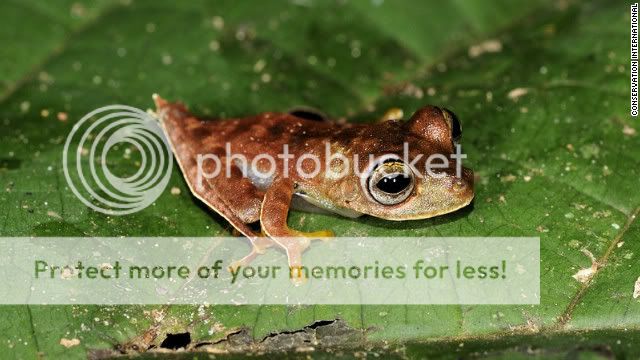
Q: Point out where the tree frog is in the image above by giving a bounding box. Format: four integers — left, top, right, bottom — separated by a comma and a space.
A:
153, 95, 474, 270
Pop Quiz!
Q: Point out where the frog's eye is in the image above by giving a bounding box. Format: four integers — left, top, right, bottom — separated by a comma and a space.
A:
441, 108, 462, 143
367, 161, 414, 205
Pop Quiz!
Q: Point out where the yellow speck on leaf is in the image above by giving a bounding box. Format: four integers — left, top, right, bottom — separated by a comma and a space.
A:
47, 210, 62, 220
507, 88, 529, 100
468, 39, 502, 58
500, 174, 516, 182
623, 124, 637, 136
60, 338, 80, 348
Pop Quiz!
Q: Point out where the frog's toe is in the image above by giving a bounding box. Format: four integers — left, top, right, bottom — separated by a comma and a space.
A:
227, 242, 271, 272
228, 251, 257, 272
228, 254, 257, 273
289, 266, 308, 286
254, 234, 274, 254
227, 259, 244, 273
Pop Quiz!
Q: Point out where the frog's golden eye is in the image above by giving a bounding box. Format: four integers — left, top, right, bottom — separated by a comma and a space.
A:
367, 161, 414, 205
441, 108, 462, 143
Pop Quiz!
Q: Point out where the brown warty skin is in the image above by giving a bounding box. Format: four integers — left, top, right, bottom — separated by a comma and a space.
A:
153, 94, 473, 271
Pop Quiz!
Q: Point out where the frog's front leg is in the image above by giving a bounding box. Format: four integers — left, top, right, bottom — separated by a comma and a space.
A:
260, 177, 332, 270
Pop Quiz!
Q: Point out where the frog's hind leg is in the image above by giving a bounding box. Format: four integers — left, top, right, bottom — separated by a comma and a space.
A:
207, 160, 276, 269
210, 159, 264, 224
189, 165, 270, 269
153, 94, 274, 267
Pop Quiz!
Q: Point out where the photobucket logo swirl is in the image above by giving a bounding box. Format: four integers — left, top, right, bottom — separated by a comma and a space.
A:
63, 105, 173, 215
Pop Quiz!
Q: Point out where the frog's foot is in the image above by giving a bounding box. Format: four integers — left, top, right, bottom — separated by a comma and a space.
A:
227, 242, 273, 272
289, 265, 308, 286
379, 107, 404, 122
228, 251, 256, 273
227, 233, 275, 272
290, 229, 334, 249
253, 233, 275, 254
255, 235, 308, 285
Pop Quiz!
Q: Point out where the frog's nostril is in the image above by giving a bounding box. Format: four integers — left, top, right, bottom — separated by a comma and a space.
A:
452, 178, 466, 191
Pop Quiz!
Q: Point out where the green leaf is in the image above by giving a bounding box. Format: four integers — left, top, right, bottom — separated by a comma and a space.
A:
0, 0, 638, 358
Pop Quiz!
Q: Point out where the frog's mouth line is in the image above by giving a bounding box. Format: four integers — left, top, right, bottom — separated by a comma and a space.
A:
373, 193, 475, 221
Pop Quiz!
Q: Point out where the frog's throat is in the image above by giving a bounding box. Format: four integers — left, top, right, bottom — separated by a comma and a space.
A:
291, 192, 363, 218
376, 194, 474, 221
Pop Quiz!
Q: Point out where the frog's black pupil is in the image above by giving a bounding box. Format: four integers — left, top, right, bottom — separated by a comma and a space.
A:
376, 174, 411, 194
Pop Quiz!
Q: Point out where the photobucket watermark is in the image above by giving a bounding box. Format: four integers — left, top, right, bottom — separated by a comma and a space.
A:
62, 105, 173, 215
194, 142, 467, 192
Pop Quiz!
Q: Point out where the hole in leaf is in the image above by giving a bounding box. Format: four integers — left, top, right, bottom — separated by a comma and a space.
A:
160, 332, 191, 350
306, 320, 335, 329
